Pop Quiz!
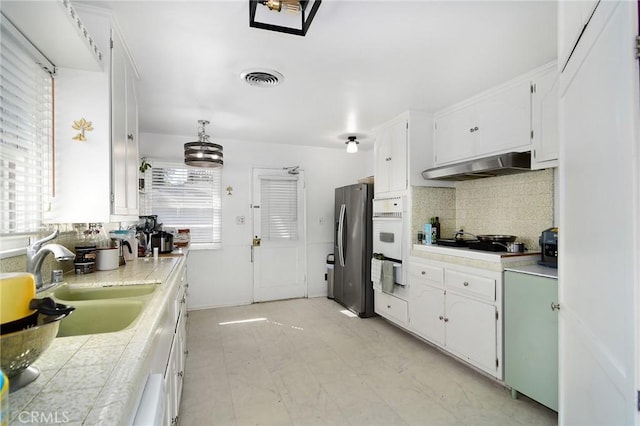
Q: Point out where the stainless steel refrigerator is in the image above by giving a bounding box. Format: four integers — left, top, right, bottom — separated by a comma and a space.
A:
334, 183, 375, 317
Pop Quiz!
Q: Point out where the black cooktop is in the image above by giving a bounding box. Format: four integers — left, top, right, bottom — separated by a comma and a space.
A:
436, 238, 508, 252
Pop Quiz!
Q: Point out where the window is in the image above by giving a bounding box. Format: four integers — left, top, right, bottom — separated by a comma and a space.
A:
145, 160, 221, 248
0, 16, 54, 235
260, 176, 298, 241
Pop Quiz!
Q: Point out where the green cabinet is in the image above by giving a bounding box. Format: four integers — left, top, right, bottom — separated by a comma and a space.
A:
504, 270, 558, 411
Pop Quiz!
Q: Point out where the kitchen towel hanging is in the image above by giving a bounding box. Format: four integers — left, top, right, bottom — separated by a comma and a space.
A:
381, 260, 394, 294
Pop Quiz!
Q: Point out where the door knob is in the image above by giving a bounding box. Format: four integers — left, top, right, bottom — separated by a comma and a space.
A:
550, 302, 560, 311
252, 237, 261, 247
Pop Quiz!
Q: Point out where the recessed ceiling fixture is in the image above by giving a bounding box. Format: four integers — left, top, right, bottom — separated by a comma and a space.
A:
345, 136, 359, 154
240, 69, 284, 87
249, 0, 321, 37
184, 120, 223, 168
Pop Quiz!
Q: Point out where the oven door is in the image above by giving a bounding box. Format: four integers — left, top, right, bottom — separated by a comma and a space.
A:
372, 218, 403, 262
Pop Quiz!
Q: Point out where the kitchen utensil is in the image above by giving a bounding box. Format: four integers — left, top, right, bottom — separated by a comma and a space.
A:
96, 248, 119, 270
0, 273, 36, 325
493, 241, 525, 253
0, 310, 72, 391
151, 231, 173, 253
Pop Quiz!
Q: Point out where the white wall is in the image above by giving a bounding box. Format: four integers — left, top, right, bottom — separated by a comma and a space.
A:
140, 132, 373, 309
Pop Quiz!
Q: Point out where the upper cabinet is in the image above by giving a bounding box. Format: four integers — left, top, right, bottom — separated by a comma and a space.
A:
45, 5, 139, 223
531, 66, 559, 169
558, 0, 599, 70
433, 61, 558, 170
374, 110, 452, 197
111, 29, 139, 216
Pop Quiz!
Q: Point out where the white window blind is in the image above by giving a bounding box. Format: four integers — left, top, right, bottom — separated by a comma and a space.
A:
0, 16, 54, 235
147, 161, 221, 247
260, 176, 298, 241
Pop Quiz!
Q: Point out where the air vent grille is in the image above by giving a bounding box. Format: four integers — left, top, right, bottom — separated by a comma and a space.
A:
240, 69, 284, 87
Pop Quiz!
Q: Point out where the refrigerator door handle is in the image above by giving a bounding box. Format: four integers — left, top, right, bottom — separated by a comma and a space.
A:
338, 203, 346, 267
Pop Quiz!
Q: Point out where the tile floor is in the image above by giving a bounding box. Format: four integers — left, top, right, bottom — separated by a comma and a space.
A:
179, 297, 557, 426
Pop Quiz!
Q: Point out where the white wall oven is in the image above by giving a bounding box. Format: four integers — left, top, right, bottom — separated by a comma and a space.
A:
372, 196, 404, 287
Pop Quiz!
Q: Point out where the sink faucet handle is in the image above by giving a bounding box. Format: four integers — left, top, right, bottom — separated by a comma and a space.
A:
30, 230, 59, 251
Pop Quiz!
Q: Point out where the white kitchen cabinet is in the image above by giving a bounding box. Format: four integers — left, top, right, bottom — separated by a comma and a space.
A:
111, 28, 139, 216
558, 0, 599, 70
407, 258, 502, 379
374, 118, 407, 195
374, 288, 409, 326
531, 64, 559, 169
44, 6, 139, 223
374, 110, 451, 198
434, 79, 531, 165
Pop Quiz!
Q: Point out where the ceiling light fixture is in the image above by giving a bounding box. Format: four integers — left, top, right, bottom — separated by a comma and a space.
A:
249, 0, 321, 37
345, 136, 359, 154
184, 120, 223, 168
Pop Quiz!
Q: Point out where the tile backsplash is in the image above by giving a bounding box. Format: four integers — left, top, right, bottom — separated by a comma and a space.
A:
412, 168, 555, 251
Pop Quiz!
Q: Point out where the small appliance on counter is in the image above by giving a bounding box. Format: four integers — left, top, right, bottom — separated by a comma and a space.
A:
151, 231, 174, 254
538, 227, 558, 268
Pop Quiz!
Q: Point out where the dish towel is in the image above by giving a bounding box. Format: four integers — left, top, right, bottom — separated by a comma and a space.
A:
371, 258, 383, 291
381, 260, 394, 294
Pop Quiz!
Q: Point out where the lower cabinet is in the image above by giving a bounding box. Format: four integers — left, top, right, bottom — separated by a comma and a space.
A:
144, 258, 188, 426
504, 270, 558, 411
407, 258, 502, 379
374, 288, 408, 326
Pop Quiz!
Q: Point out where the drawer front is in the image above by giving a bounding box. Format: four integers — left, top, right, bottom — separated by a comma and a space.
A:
374, 290, 408, 325
445, 270, 496, 301
409, 262, 444, 286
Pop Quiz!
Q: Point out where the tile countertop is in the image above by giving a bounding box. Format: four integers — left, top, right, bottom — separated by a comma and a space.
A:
8, 252, 187, 425
412, 244, 541, 271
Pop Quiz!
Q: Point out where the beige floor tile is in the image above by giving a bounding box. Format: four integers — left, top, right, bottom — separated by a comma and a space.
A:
180, 298, 557, 426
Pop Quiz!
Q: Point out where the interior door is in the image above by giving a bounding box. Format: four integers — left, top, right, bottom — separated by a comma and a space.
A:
559, 1, 639, 423
252, 168, 306, 302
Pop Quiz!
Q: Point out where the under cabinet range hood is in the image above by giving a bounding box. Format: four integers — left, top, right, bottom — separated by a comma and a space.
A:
422, 152, 532, 181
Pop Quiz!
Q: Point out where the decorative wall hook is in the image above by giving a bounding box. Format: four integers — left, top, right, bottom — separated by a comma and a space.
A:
72, 118, 93, 141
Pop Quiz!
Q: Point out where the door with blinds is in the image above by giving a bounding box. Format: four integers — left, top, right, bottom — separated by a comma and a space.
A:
252, 168, 306, 302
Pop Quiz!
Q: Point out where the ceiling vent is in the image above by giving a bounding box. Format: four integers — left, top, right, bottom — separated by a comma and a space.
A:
240, 69, 284, 87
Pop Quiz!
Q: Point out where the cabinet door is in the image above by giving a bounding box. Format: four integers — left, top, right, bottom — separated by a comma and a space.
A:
445, 293, 497, 376
531, 68, 559, 168
111, 30, 128, 215
504, 272, 558, 411
475, 80, 531, 156
387, 119, 407, 192
125, 67, 139, 211
374, 127, 391, 194
434, 106, 475, 164
408, 281, 445, 346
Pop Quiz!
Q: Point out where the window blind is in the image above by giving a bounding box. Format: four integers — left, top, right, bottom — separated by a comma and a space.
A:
260, 176, 298, 241
147, 161, 221, 247
0, 16, 54, 234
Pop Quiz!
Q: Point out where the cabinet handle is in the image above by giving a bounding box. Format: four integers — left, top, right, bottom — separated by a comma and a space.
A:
463, 281, 469, 286
550, 302, 561, 311
127, 133, 134, 141
469, 128, 474, 133
387, 305, 391, 309
439, 315, 444, 320
444, 317, 449, 322
385, 157, 392, 161
474, 126, 479, 131
421, 271, 426, 275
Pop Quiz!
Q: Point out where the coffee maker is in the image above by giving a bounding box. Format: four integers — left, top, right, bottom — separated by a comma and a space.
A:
538, 227, 558, 268
136, 215, 159, 257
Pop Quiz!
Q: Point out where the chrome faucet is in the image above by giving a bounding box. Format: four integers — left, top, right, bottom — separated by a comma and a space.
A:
26, 230, 75, 290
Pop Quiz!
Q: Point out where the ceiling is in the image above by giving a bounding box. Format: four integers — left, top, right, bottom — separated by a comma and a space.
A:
76, 0, 557, 151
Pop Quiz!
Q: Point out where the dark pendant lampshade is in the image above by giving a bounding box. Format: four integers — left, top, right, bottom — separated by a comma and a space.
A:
184, 120, 223, 168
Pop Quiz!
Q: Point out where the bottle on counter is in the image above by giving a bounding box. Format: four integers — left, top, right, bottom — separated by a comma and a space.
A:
424, 223, 432, 245
431, 216, 440, 243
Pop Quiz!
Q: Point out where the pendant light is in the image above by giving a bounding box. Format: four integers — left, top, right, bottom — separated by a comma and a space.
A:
184, 120, 223, 168
345, 136, 359, 154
